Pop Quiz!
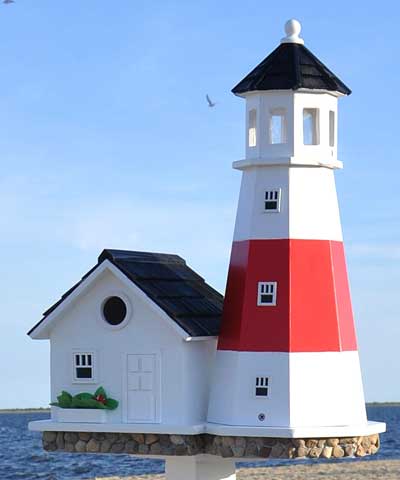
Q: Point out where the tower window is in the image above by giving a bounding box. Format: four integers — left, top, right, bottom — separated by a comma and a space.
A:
255, 377, 269, 397
269, 109, 286, 144
303, 108, 319, 145
248, 109, 257, 147
264, 189, 281, 212
257, 282, 277, 306
329, 110, 335, 147
73, 352, 95, 382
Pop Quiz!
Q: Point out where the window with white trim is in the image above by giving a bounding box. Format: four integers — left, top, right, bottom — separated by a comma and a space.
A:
257, 282, 277, 306
264, 189, 281, 212
255, 377, 269, 397
248, 109, 257, 147
269, 109, 287, 144
303, 108, 320, 145
73, 352, 95, 382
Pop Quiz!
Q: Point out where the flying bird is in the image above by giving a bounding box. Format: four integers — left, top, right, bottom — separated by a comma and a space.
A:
206, 94, 216, 108
3, 0, 15, 4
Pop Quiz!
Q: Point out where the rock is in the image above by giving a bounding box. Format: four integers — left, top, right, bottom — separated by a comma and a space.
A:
222, 436, 235, 448
87, 439, 100, 453
145, 434, 158, 445
369, 434, 379, 445
322, 446, 333, 459
175, 444, 188, 456
100, 440, 112, 453
64, 432, 79, 443
220, 446, 233, 458
235, 437, 246, 448
370, 445, 378, 455
361, 437, 371, 449
106, 433, 119, 444
326, 438, 339, 447
345, 445, 355, 457
317, 439, 326, 448
43, 432, 57, 443
305, 439, 318, 448
356, 446, 366, 457
110, 443, 125, 453
75, 440, 87, 453
292, 439, 305, 448
138, 444, 149, 454
270, 443, 285, 458
126, 441, 138, 454
56, 432, 65, 449
132, 434, 145, 443
79, 432, 91, 441
232, 446, 246, 457
150, 443, 162, 455
43, 442, 57, 452
64, 442, 75, 452
170, 435, 185, 445
287, 447, 296, 459
309, 447, 322, 458
159, 435, 171, 447
244, 443, 258, 457
297, 446, 308, 457
333, 445, 344, 458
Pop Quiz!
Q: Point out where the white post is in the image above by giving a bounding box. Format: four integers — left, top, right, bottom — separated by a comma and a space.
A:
165, 455, 236, 480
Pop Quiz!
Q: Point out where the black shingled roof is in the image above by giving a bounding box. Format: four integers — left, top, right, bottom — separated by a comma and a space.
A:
232, 43, 351, 96
28, 249, 223, 337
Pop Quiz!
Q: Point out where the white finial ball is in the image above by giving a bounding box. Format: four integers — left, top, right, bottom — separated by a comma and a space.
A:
285, 19, 301, 37
281, 18, 304, 45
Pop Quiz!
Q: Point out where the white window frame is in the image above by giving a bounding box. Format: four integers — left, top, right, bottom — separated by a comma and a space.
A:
269, 108, 287, 144
248, 108, 257, 147
257, 281, 277, 306
263, 188, 281, 213
303, 108, 320, 145
255, 376, 270, 398
72, 351, 97, 384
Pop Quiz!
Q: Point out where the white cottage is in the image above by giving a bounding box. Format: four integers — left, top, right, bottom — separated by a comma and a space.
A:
28, 249, 222, 432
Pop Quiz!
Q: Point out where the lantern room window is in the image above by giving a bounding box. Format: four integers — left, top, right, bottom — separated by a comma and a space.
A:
269, 109, 287, 144
329, 110, 335, 147
73, 352, 95, 382
303, 108, 319, 145
248, 109, 257, 147
255, 377, 269, 397
257, 282, 277, 306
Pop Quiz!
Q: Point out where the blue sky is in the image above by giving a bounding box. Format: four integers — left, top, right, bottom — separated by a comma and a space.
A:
0, 1, 399, 407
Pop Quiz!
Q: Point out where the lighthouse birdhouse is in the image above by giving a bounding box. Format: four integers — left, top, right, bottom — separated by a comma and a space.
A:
29, 20, 385, 476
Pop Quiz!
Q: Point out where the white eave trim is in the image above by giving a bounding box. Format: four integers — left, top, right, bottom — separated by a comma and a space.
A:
29, 259, 193, 342
233, 156, 343, 171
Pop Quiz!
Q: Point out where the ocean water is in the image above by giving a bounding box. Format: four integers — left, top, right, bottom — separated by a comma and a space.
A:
0, 406, 397, 480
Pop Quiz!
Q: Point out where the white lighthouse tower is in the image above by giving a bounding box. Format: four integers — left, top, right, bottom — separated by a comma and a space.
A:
207, 20, 385, 438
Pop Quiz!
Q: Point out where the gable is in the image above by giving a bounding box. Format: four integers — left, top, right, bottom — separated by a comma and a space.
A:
28, 250, 223, 339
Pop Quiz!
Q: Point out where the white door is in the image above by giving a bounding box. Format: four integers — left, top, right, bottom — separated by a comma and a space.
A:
126, 354, 157, 423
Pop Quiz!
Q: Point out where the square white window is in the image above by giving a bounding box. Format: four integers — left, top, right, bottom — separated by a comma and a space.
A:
269, 109, 287, 144
329, 110, 335, 147
257, 282, 277, 306
303, 108, 320, 145
248, 108, 257, 147
73, 352, 95, 382
264, 189, 281, 212
255, 377, 269, 397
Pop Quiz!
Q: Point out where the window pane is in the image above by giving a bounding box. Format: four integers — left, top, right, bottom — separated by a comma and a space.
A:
261, 294, 273, 304
248, 109, 257, 147
303, 108, 319, 145
329, 110, 335, 147
270, 114, 285, 144
75, 355, 80, 366
76, 367, 92, 379
265, 200, 278, 210
256, 387, 269, 396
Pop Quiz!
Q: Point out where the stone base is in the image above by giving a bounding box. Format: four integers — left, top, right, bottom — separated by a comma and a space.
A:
42, 432, 380, 459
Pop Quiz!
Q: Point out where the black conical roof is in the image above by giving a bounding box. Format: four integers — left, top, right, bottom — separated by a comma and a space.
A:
232, 42, 351, 96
